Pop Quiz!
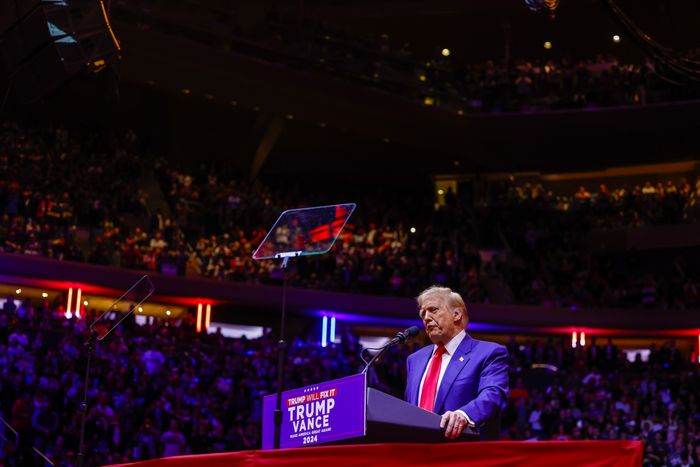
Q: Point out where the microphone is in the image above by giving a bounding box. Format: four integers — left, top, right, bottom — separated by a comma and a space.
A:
389, 326, 420, 346
361, 326, 421, 374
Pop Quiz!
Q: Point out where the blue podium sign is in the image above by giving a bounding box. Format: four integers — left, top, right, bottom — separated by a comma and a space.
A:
262, 373, 367, 449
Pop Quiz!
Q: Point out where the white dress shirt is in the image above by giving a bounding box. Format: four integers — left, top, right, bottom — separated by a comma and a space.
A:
417, 329, 474, 425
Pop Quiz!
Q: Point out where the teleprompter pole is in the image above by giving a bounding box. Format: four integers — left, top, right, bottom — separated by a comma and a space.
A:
273, 256, 291, 449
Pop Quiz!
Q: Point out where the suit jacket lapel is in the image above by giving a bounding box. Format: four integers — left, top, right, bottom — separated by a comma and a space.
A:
410, 346, 433, 405
433, 333, 474, 413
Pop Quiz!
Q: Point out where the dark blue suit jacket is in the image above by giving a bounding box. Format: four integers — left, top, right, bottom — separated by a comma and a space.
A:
405, 333, 509, 440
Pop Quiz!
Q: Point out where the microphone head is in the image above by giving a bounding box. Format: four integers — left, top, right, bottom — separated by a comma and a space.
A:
396, 326, 421, 343
406, 326, 420, 339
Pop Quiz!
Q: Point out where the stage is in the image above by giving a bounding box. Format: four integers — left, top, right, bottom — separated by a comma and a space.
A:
108, 440, 643, 466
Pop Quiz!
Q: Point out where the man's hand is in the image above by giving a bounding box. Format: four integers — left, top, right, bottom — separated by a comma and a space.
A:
440, 411, 468, 440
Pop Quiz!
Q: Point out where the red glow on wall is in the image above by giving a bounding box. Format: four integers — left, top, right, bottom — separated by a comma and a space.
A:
0, 275, 221, 307
75, 288, 82, 319
205, 304, 212, 331
66, 287, 73, 319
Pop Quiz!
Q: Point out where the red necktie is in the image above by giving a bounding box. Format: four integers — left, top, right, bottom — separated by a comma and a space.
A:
419, 344, 446, 412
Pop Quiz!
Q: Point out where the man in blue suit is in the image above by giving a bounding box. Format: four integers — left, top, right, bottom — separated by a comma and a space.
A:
405, 286, 509, 440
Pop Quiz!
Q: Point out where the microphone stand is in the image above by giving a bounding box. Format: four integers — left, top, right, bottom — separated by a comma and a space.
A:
362, 340, 396, 374
76, 330, 98, 467
76, 276, 154, 467
362, 327, 420, 374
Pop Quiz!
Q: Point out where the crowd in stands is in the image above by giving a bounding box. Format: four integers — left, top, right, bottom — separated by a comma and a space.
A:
5, 122, 700, 311
116, 1, 700, 114
0, 295, 698, 466
0, 123, 147, 262
487, 177, 700, 309
500, 336, 700, 467
1, 294, 266, 466
495, 178, 700, 228
270, 27, 664, 113
261, 13, 700, 112
249, 17, 700, 113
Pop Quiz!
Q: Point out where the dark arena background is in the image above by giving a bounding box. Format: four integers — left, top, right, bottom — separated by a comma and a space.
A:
1, 0, 700, 465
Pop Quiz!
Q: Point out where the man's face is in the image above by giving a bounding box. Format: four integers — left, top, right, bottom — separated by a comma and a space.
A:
419, 296, 462, 345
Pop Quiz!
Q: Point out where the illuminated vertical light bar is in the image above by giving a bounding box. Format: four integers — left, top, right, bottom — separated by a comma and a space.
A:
580, 332, 586, 347
75, 288, 82, 319
196, 303, 203, 333
571, 331, 577, 348
205, 304, 212, 332
322, 316, 328, 347
330, 316, 336, 343
697, 334, 700, 363
65, 287, 73, 319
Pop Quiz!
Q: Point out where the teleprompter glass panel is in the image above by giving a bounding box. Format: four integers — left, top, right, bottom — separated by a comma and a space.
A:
253, 203, 356, 260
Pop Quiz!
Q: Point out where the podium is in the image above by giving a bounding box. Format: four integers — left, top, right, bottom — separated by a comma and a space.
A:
262, 374, 478, 449
361, 387, 478, 443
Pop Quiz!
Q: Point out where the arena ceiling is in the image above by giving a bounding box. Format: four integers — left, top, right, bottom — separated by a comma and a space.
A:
273, 0, 700, 63
13, 0, 700, 181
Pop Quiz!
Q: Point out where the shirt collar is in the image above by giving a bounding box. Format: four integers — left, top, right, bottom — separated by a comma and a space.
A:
437, 329, 466, 356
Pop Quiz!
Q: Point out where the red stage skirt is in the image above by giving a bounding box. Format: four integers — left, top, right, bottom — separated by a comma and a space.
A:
108, 440, 643, 466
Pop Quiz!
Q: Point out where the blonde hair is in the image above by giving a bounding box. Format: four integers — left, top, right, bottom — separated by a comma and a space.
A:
417, 286, 468, 325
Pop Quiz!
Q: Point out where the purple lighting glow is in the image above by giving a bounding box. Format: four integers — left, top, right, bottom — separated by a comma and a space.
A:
321, 316, 328, 347
310, 310, 519, 333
